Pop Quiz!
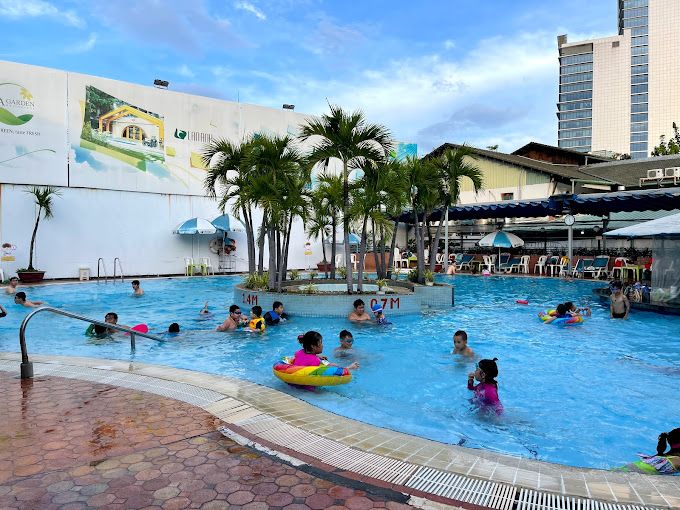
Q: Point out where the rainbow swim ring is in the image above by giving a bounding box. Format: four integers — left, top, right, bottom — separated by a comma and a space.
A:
539, 310, 584, 326
273, 357, 352, 387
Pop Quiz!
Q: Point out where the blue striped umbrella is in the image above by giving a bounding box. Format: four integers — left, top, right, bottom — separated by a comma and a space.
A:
211, 214, 244, 232
173, 218, 216, 235
478, 230, 524, 248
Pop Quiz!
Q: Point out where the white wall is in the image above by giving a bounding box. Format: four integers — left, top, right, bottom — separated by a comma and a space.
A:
0, 184, 320, 279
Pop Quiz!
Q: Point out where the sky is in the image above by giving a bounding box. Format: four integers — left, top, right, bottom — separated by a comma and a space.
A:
0, 0, 616, 154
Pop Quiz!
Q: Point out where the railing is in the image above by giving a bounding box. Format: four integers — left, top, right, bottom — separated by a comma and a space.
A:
18, 306, 162, 379
97, 258, 108, 283
113, 258, 124, 282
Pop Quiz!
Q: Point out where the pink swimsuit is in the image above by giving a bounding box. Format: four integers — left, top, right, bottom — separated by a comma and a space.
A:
468, 381, 503, 414
292, 349, 321, 366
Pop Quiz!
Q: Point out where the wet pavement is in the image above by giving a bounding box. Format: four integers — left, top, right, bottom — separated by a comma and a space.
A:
0, 372, 414, 509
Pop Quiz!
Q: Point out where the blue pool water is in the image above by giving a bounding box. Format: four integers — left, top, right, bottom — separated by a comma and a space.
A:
1, 275, 678, 469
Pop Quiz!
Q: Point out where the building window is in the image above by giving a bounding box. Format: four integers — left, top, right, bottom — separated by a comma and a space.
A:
630, 142, 648, 152
631, 103, 648, 113
631, 93, 648, 104
630, 151, 648, 159
631, 113, 648, 123
631, 45, 648, 56
631, 35, 648, 46
631, 74, 648, 85
631, 64, 648, 75
631, 132, 648, 142
558, 100, 592, 111
630, 122, 648, 132
631, 54, 648, 65
501, 193, 514, 201
559, 119, 592, 130
559, 53, 593, 66
630, 26, 648, 36
559, 91, 593, 102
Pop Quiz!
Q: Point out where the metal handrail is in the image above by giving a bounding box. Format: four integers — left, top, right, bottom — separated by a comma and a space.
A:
113, 258, 124, 282
97, 258, 108, 283
19, 306, 163, 379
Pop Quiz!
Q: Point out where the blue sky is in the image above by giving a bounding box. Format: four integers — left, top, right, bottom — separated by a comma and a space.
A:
0, 0, 615, 154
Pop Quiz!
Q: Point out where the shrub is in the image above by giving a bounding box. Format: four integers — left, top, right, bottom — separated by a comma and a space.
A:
337, 266, 347, 278
243, 273, 268, 290
424, 270, 434, 282
309, 271, 318, 280
289, 269, 300, 281
376, 278, 388, 289
407, 269, 419, 283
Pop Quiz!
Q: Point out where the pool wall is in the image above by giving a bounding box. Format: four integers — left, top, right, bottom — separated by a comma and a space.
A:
235, 283, 454, 316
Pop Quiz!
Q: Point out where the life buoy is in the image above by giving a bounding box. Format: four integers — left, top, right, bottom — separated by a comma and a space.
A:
209, 238, 222, 254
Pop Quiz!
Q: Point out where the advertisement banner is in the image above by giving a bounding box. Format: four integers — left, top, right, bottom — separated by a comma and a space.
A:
0, 60, 68, 186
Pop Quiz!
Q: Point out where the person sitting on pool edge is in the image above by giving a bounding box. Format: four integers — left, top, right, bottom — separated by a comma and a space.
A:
610, 280, 630, 320
264, 301, 288, 326
371, 302, 391, 325
131, 280, 144, 296
348, 299, 371, 322
452, 330, 474, 357
617, 428, 680, 475
248, 305, 265, 332
14, 291, 44, 308
216, 304, 246, 331
4, 276, 19, 295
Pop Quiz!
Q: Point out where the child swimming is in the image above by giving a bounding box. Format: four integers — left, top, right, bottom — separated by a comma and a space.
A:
539, 303, 569, 324
467, 358, 503, 414
618, 428, 680, 474
564, 301, 591, 317
371, 303, 391, 325
294, 331, 359, 370
452, 330, 474, 357
248, 305, 265, 332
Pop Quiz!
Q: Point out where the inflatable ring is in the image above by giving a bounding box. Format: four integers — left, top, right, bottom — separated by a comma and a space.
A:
273, 356, 352, 387
539, 311, 583, 326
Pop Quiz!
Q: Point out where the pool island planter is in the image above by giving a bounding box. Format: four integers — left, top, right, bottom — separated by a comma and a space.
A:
16, 270, 46, 283
235, 279, 454, 317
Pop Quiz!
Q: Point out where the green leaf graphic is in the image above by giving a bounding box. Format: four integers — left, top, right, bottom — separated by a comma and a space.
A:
0, 107, 33, 126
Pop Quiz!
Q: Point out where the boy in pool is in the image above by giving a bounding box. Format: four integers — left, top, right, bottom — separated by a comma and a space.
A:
199, 301, 212, 315
371, 303, 391, 325
248, 305, 266, 332
13, 291, 44, 308
131, 280, 144, 296
452, 330, 474, 357
4, 276, 19, 295
264, 301, 288, 326
539, 303, 569, 324
564, 301, 591, 317
610, 280, 630, 319
334, 330, 355, 356
216, 305, 246, 331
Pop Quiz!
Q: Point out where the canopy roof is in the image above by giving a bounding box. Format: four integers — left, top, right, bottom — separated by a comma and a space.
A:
400, 187, 680, 223
604, 212, 680, 238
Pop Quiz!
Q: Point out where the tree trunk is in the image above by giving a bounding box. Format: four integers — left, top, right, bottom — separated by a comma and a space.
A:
343, 161, 353, 293
330, 215, 337, 279
28, 206, 42, 271
321, 230, 328, 278
357, 214, 369, 292
278, 216, 293, 291
414, 211, 425, 284
387, 220, 399, 279
257, 216, 267, 274
241, 205, 256, 274
372, 220, 382, 279
429, 215, 445, 273
267, 226, 277, 289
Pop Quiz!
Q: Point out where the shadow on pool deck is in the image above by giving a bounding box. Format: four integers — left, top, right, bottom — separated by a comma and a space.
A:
0, 372, 415, 509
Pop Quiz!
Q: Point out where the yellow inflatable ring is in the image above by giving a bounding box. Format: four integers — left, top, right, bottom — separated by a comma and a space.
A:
273, 356, 352, 387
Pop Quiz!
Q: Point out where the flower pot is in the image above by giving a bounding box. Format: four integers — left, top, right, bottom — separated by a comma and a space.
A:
17, 270, 46, 283
425, 281, 434, 286
316, 262, 331, 272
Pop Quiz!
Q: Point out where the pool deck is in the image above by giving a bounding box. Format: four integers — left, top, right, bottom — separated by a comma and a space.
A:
1, 353, 677, 510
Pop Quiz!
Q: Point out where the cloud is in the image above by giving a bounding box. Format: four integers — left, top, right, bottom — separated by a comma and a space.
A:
443, 39, 455, 50
418, 104, 525, 138
235, 1, 266, 20
176, 64, 195, 78
307, 18, 365, 56
0, 0, 83, 27
90, 0, 246, 54
65, 32, 97, 53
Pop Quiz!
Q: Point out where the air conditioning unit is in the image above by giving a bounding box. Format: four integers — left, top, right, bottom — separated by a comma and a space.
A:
647, 169, 663, 179
664, 167, 680, 177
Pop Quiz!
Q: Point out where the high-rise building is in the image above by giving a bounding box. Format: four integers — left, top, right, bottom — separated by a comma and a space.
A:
557, 0, 680, 159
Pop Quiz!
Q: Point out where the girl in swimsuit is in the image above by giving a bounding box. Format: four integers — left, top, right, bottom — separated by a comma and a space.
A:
618, 428, 680, 474
468, 358, 503, 415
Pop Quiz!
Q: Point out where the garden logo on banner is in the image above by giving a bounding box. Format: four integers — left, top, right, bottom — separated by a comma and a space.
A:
0, 83, 35, 126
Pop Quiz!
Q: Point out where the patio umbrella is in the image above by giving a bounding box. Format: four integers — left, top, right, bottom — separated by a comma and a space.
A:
478, 230, 524, 269
211, 214, 244, 232
173, 218, 217, 258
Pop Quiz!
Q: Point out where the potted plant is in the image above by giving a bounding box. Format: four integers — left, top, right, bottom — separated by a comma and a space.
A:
309, 271, 318, 281
376, 278, 388, 294
424, 269, 435, 286
17, 186, 60, 283
289, 269, 300, 281
337, 266, 347, 279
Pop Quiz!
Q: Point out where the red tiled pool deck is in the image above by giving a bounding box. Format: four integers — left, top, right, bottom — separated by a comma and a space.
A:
0, 372, 416, 510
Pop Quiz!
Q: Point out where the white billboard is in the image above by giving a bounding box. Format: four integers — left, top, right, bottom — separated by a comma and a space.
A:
0, 60, 68, 186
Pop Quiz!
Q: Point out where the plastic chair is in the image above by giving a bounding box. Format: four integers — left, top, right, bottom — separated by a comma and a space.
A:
200, 257, 214, 276
534, 255, 548, 275
481, 255, 494, 273
393, 248, 408, 269
435, 253, 445, 264
335, 253, 344, 268
184, 257, 195, 276
350, 253, 365, 272
518, 255, 530, 274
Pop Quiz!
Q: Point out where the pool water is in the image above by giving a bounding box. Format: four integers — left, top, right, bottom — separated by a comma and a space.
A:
1, 275, 678, 469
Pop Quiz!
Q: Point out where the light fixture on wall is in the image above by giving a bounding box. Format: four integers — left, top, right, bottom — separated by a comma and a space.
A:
153, 79, 169, 89
282, 104, 295, 110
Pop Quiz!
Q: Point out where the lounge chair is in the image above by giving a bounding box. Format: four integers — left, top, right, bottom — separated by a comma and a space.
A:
572, 258, 593, 278
456, 254, 474, 271
583, 256, 610, 279
500, 257, 521, 273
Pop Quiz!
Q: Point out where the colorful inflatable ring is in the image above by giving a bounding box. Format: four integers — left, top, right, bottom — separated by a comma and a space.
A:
539, 311, 583, 326
273, 356, 352, 387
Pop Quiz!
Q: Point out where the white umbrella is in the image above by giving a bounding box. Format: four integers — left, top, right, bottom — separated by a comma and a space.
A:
174, 218, 217, 259
478, 230, 524, 269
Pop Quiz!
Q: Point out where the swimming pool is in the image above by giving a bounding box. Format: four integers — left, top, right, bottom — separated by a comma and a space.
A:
1, 275, 678, 469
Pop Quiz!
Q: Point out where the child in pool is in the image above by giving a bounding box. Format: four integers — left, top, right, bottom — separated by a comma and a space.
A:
452, 330, 474, 357
564, 301, 591, 317
294, 331, 359, 370
618, 428, 680, 474
248, 305, 266, 332
467, 358, 503, 414
199, 301, 212, 316
539, 303, 568, 324
371, 303, 391, 325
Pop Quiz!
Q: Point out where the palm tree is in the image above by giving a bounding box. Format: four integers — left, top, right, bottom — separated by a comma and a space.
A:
306, 192, 331, 277
25, 186, 60, 271
403, 156, 440, 283
428, 146, 483, 272
247, 134, 309, 290
202, 139, 257, 274
300, 105, 392, 293
315, 173, 344, 279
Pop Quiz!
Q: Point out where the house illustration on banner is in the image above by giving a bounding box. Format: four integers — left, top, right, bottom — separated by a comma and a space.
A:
98, 105, 165, 149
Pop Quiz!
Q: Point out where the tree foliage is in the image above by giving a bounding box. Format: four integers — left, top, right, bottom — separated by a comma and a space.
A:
651, 123, 680, 156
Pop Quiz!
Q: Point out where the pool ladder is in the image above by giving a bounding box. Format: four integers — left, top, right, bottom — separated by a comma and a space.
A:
18, 306, 163, 379
97, 258, 124, 283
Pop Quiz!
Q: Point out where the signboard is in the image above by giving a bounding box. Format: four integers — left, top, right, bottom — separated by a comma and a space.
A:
0, 61, 68, 186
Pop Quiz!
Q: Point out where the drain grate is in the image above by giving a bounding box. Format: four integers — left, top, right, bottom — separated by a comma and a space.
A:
515, 488, 663, 510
